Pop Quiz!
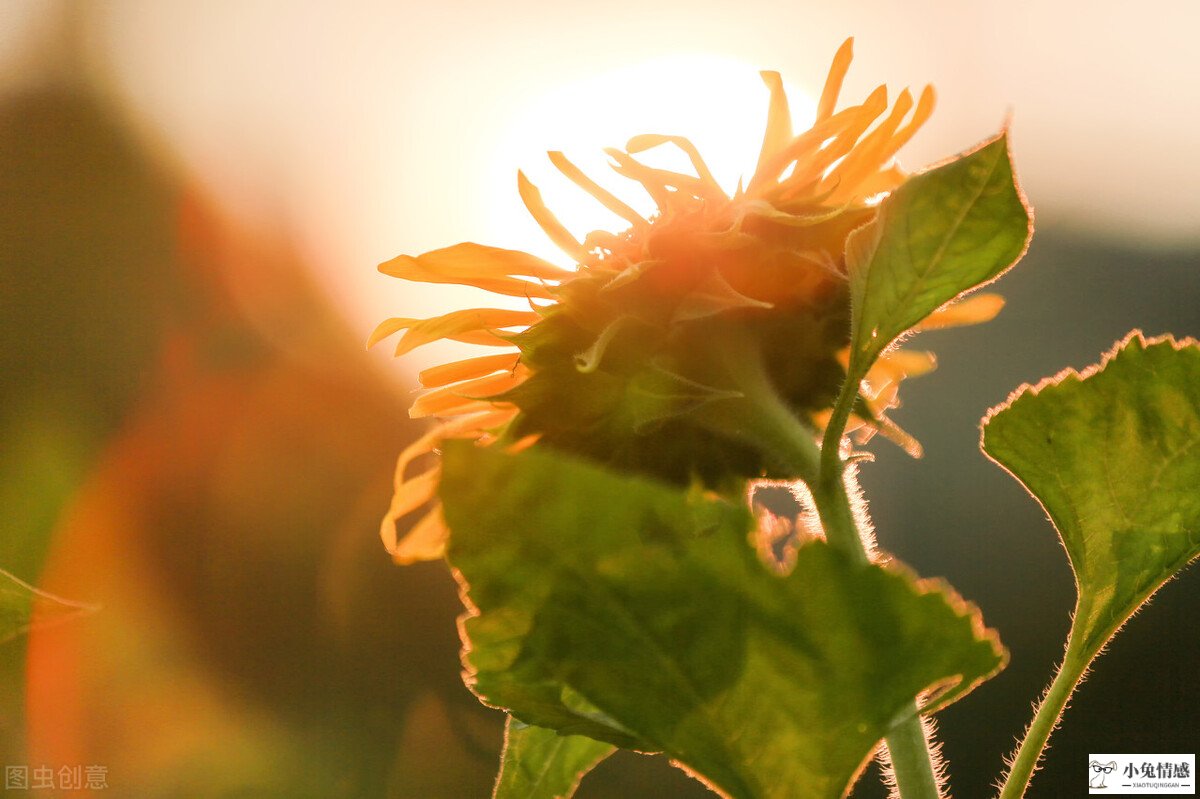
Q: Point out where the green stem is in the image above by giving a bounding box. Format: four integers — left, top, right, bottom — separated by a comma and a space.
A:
812, 464, 868, 566
814, 454, 940, 799
820, 364, 864, 473
814, 370, 941, 799
692, 333, 821, 483
997, 610, 1092, 799
886, 708, 942, 799
702, 339, 942, 799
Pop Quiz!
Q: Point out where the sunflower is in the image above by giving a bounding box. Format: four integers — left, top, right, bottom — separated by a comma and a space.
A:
371, 38, 1003, 563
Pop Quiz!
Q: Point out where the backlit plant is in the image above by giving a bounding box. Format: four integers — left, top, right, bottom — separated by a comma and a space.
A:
370, 39, 1200, 799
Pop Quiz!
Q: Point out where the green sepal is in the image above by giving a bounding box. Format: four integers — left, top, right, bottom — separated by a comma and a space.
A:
625, 364, 744, 433
670, 268, 773, 323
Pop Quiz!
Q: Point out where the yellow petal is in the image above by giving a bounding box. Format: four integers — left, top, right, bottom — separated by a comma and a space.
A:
368, 317, 415, 349
605, 148, 713, 204
381, 241, 571, 288
853, 164, 907, 198
548, 151, 646, 227
383, 466, 441, 536
518, 171, 588, 263
753, 71, 793, 183
751, 104, 862, 192
505, 433, 541, 454
386, 506, 449, 564
380, 270, 553, 302
816, 38, 854, 122
409, 398, 508, 420
390, 408, 518, 504
916, 293, 1006, 331
871, 415, 924, 458
822, 88, 914, 201
783, 85, 888, 192
409, 367, 528, 418
379, 308, 539, 357
418, 352, 521, 388
869, 349, 937, 386
625, 134, 725, 201
875, 84, 935, 165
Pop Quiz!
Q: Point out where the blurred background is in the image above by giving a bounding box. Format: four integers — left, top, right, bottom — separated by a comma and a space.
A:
1, 1, 1197, 796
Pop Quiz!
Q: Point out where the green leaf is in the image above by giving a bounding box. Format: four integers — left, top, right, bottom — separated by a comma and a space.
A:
982, 332, 1200, 653
846, 132, 1031, 378
441, 443, 1005, 799
1, 568, 96, 646
494, 717, 615, 799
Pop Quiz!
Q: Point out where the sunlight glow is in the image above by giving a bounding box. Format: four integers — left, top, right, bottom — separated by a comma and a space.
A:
484, 54, 818, 267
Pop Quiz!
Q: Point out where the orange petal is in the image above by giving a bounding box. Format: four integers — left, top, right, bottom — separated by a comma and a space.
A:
392, 408, 519, 490
871, 350, 937, 385
382, 241, 570, 283
377, 308, 539, 357
383, 467, 441, 539
784, 85, 888, 191
518, 171, 588, 263
605, 148, 713, 204
381, 263, 555, 301
410, 398, 509, 420
548, 151, 646, 227
853, 164, 907, 198
418, 352, 521, 388
751, 105, 861, 192
626, 134, 725, 200
753, 71, 793, 183
386, 505, 449, 564
505, 433, 541, 454
409, 367, 529, 419
916, 293, 1006, 331
875, 84, 935, 165
822, 88, 914, 201
871, 415, 923, 458
817, 38, 854, 122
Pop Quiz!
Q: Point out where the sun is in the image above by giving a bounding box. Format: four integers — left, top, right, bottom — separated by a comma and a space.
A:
484, 54, 818, 267
379, 56, 819, 377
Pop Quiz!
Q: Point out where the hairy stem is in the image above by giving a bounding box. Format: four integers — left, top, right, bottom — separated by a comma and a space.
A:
886, 712, 942, 799
814, 370, 942, 799
709, 341, 943, 799
812, 465, 869, 565
997, 609, 1092, 799
813, 457, 941, 799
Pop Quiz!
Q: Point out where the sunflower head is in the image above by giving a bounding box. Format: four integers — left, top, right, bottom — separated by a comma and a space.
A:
371, 39, 1003, 562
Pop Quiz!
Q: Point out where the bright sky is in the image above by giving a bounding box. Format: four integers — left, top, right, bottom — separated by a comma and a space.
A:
4, 0, 1197, 376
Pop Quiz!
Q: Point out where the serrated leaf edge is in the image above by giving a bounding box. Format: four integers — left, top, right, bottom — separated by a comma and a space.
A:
980, 330, 1199, 425
877, 559, 1009, 717
978, 328, 1200, 621
848, 129, 1035, 369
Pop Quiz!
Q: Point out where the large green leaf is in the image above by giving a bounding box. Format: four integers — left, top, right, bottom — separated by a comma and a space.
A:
441, 443, 1005, 799
845, 132, 1031, 378
494, 717, 614, 799
1, 568, 94, 646
982, 332, 1200, 652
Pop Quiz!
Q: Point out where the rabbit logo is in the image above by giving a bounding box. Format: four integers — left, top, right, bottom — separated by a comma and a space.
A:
1089, 760, 1117, 789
